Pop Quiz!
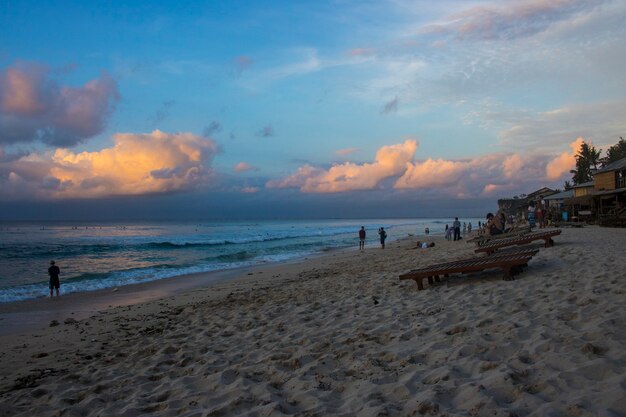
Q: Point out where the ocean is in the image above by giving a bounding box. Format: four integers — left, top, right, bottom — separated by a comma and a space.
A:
0, 218, 481, 303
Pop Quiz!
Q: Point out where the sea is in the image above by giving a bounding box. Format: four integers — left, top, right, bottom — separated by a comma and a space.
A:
0, 218, 481, 303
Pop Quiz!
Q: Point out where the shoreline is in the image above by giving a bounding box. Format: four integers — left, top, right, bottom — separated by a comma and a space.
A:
1, 227, 624, 416
0, 242, 358, 337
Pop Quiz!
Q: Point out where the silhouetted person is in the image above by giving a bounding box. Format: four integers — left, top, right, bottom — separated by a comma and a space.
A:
453, 217, 461, 241
359, 226, 366, 250
48, 260, 61, 298
378, 227, 387, 249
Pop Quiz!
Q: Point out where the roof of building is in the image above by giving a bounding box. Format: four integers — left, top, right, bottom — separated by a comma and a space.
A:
592, 186, 626, 197
573, 180, 594, 188
594, 157, 626, 174
544, 189, 574, 200
527, 187, 558, 198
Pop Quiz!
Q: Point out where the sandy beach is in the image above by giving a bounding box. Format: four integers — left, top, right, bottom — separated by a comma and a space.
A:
0, 226, 624, 416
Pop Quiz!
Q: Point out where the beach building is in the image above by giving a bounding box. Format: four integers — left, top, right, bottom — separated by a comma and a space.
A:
591, 157, 626, 226
544, 189, 573, 210
497, 187, 558, 222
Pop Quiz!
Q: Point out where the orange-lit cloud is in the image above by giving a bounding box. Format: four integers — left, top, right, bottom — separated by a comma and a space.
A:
394, 158, 465, 189
269, 139, 580, 197
0, 62, 119, 146
2, 130, 218, 199
545, 137, 584, 180
267, 140, 417, 192
234, 162, 257, 173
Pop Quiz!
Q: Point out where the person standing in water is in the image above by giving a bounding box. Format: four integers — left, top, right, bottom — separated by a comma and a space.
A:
358, 226, 366, 250
378, 227, 387, 249
48, 260, 61, 298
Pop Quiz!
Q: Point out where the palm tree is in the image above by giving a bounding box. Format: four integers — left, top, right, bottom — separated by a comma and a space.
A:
570, 141, 601, 185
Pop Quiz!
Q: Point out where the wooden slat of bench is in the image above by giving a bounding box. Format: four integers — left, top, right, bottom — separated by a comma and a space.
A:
474, 230, 561, 254
405, 248, 538, 275
399, 253, 535, 290
472, 227, 532, 246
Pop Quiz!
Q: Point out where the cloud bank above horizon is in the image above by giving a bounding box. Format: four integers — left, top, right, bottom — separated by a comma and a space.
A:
0, 0, 625, 211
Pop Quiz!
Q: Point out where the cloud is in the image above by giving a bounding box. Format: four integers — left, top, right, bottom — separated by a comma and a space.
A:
269, 138, 583, 197
395, 152, 551, 197
463, 99, 626, 154
381, 97, 399, 114
241, 186, 259, 193
234, 162, 257, 173
256, 125, 274, 138
335, 148, 359, 156
232, 55, 254, 76
267, 140, 417, 193
0, 130, 218, 200
0, 62, 119, 147
346, 48, 375, 57
422, 0, 604, 41
394, 157, 466, 189
203, 121, 222, 137
150, 100, 175, 127
545, 137, 585, 180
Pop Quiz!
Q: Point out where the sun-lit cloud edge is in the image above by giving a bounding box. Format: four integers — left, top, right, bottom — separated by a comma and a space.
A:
268, 137, 585, 197
0, 130, 219, 200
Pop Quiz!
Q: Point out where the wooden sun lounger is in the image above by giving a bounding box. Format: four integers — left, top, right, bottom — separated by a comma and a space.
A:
399, 249, 538, 290
474, 229, 561, 255
469, 227, 532, 246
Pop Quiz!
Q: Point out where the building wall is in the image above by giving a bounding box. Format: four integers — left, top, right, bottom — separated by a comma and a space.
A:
594, 172, 615, 191
574, 187, 594, 197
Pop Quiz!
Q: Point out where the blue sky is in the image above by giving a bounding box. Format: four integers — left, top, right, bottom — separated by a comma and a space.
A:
1, 0, 625, 219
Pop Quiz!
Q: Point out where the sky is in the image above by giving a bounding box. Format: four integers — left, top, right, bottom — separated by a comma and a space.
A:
1, 0, 625, 220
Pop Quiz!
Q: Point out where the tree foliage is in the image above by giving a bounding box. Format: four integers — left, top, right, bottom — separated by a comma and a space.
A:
602, 137, 626, 166
570, 141, 601, 185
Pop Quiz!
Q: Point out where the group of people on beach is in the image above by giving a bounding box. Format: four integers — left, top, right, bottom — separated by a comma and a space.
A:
444, 217, 473, 241
358, 226, 387, 250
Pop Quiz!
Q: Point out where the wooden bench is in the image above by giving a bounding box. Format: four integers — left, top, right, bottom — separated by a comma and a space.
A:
399, 249, 538, 290
474, 230, 561, 255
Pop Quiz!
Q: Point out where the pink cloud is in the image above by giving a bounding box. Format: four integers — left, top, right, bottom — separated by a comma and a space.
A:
335, 147, 359, 156
0, 62, 119, 147
233, 55, 254, 76
422, 0, 602, 40
394, 158, 466, 189
268, 138, 581, 198
545, 137, 585, 180
346, 48, 375, 57
267, 140, 417, 193
241, 186, 259, 193
234, 162, 257, 173
0, 130, 218, 199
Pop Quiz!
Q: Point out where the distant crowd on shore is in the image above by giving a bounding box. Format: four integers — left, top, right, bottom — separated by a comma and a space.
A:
356, 199, 551, 252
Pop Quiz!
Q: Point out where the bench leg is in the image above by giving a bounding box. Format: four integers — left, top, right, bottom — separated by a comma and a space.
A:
428, 276, 434, 285
434, 275, 442, 283
414, 278, 424, 291
502, 266, 514, 281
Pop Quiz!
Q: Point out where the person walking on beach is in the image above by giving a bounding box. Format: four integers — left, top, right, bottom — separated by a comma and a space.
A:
453, 217, 461, 241
358, 226, 366, 250
378, 227, 387, 249
528, 201, 536, 228
48, 260, 61, 298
